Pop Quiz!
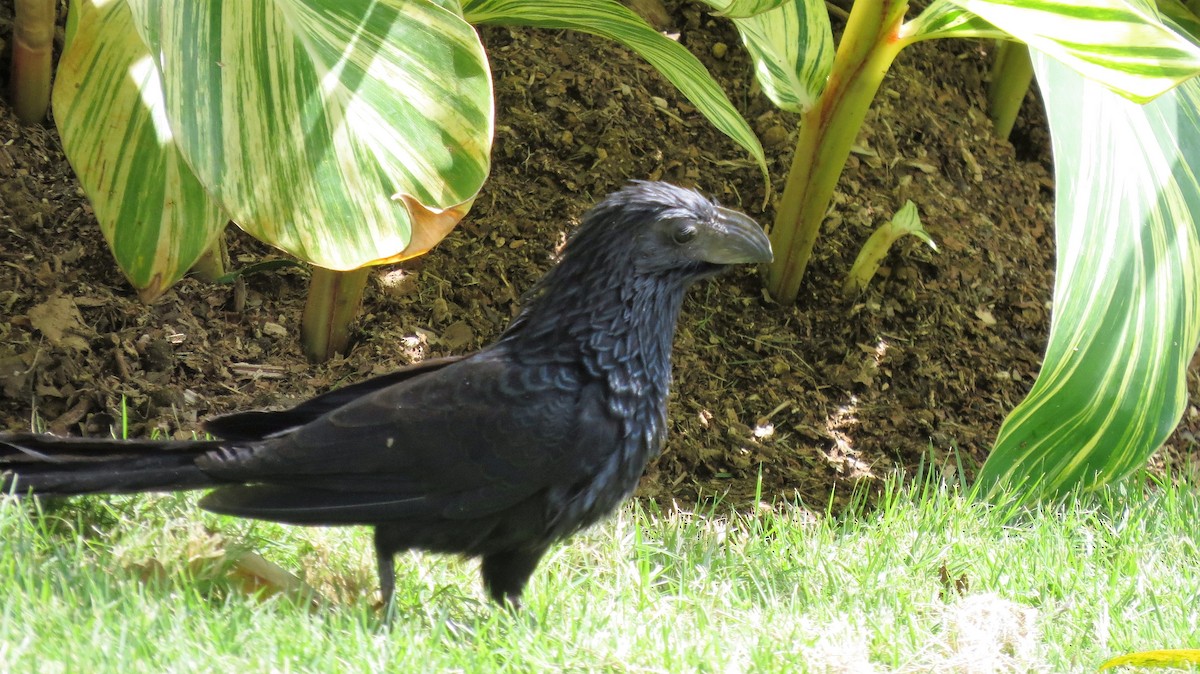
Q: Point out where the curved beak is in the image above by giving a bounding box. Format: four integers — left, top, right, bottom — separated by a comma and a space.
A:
697, 206, 774, 265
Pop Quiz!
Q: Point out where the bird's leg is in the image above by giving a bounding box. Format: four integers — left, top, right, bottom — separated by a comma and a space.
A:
373, 529, 396, 609
480, 547, 547, 609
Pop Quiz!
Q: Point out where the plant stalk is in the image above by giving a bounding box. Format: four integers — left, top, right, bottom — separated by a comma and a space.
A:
10, 0, 56, 124
189, 232, 229, 283
987, 40, 1033, 140
301, 267, 371, 362
766, 0, 908, 304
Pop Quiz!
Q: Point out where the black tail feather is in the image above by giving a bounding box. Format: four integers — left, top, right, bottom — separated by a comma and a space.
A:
0, 433, 226, 496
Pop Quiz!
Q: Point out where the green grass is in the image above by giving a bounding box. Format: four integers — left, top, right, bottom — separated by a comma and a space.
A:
1, 471, 1198, 673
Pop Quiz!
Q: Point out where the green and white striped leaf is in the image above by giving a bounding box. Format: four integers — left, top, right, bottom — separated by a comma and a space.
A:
978, 52, 1200, 500
463, 0, 766, 175
902, 0, 1006, 42
939, 0, 1200, 102
1159, 0, 1200, 43
52, 0, 227, 301
703, 0, 789, 18
700, 0, 831, 114
128, 0, 493, 271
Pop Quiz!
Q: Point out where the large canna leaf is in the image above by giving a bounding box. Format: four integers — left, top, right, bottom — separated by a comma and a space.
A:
978, 52, 1200, 500
704, 0, 834, 114
462, 0, 766, 176
907, 0, 1200, 102
126, 0, 493, 272
52, 0, 227, 301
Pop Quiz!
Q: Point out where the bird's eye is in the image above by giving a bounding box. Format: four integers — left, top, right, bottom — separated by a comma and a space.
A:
673, 224, 698, 244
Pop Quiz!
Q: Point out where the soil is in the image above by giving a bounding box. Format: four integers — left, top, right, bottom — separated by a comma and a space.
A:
1, 3, 1197, 509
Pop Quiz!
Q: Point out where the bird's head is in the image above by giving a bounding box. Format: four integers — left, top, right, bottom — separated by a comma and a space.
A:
501, 182, 772, 351
565, 181, 773, 282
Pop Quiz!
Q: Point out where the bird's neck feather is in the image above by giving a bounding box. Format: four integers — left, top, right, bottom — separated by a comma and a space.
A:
502, 264, 692, 396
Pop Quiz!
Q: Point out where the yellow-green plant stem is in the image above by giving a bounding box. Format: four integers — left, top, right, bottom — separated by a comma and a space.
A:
188, 233, 229, 284
301, 267, 371, 362
766, 0, 908, 304
10, 0, 55, 124
988, 40, 1033, 140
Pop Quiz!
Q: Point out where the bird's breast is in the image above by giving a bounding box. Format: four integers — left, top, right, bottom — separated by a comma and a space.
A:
543, 379, 667, 540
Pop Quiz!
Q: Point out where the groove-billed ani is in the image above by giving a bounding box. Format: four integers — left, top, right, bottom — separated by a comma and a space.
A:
0, 181, 772, 607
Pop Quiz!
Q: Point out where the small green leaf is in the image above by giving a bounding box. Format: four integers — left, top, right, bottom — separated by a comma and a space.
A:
464, 0, 766, 176
843, 200, 936, 296
212, 259, 305, 285
979, 52, 1200, 500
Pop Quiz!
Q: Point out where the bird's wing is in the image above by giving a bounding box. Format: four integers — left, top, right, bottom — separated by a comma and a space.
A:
201, 356, 463, 440
198, 351, 617, 525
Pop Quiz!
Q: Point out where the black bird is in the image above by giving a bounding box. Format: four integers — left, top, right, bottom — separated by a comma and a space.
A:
0, 181, 772, 607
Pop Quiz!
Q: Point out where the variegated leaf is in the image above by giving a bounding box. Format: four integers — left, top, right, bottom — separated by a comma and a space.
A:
978, 52, 1200, 500
1159, 0, 1200, 44
463, 0, 767, 175
427, 0, 467, 12
702, 0, 789, 19
719, 0, 833, 113
902, 0, 1007, 42
943, 0, 1200, 102
52, 0, 227, 301
127, 0, 493, 271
